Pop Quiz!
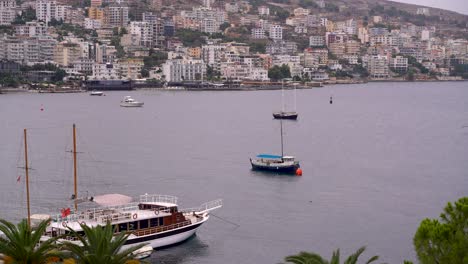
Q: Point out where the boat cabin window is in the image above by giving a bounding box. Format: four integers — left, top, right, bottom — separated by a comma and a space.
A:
118, 223, 127, 232
128, 221, 138, 231
150, 217, 159, 227
139, 219, 149, 229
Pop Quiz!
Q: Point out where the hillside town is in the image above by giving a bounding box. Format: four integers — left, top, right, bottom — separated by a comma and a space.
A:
0, 0, 467, 90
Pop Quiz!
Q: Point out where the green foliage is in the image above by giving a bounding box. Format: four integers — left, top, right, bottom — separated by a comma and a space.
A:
62, 222, 146, 264
0, 219, 62, 263
353, 64, 369, 77
249, 41, 267, 53
176, 29, 208, 47
413, 197, 468, 264
12, 6, 36, 24
56, 23, 93, 39
0, 25, 14, 35
284, 246, 381, 264
0, 73, 21, 87
52, 69, 67, 82
268, 64, 291, 81
325, 3, 339, 12
269, 6, 290, 21
298, 0, 318, 8
143, 50, 168, 68
219, 22, 231, 31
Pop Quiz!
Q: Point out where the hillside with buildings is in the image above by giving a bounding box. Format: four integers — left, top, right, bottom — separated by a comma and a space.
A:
0, 0, 467, 90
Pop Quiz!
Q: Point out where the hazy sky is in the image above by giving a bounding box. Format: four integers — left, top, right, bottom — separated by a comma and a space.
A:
390, 0, 468, 15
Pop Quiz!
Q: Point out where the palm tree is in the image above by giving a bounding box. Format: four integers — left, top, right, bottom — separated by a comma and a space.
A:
61, 222, 147, 264
0, 218, 62, 263
284, 246, 381, 264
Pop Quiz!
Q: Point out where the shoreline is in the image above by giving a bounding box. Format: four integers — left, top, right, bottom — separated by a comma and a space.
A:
1, 79, 466, 94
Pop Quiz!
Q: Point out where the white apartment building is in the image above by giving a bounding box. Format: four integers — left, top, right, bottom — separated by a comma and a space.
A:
202, 44, 225, 70
293, 8, 309, 16
53, 42, 82, 67
269, 25, 283, 40
258, 6, 269, 16
367, 55, 389, 78
92, 63, 121, 79
309, 35, 325, 47
129, 21, 154, 47
225, 2, 239, 13
36, 0, 56, 23
84, 18, 102, 29
0, 36, 57, 64
162, 59, 206, 82
0, 0, 16, 25
251, 28, 266, 39
15, 22, 47, 37
389, 56, 408, 73
73, 58, 94, 75
416, 7, 430, 16
201, 18, 218, 33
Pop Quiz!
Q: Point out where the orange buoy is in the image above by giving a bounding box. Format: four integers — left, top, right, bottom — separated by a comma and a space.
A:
295, 168, 302, 176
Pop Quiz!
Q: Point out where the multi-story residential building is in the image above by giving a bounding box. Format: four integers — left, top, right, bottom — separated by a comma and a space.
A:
92, 63, 121, 79
345, 40, 361, 55
104, 5, 129, 27
201, 18, 218, 33
53, 42, 81, 66
15, 22, 47, 37
251, 28, 266, 39
202, 44, 225, 70
421, 30, 431, 41
366, 55, 389, 78
0, 0, 16, 26
303, 48, 328, 67
225, 2, 239, 13
258, 6, 269, 16
73, 58, 94, 75
342, 54, 359, 64
325, 32, 348, 46
130, 21, 153, 47
162, 59, 206, 82
294, 26, 307, 34
36, 0, 71, 23
328, 42, 345, 57
293, 7, 309, 16
309, 35, 325, 47
88, 7, 104, 20
416, 7, 430, 15
266, 40, 297, 55
90, 0, 102, 7
187, 47, 201, 58
389, 55, 408, 73
369, 27, 389, 36
84, 18, 102, 29
36, 0, 56, 23
95, 43, 117, 64
120, 59, 143, 79
0, 36, 57, 64
269, 25, 283, 40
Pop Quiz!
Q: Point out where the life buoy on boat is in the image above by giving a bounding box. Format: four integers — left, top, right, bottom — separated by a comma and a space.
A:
133, 213, 138, 220
154, 210, 159, 215
62, 221, 68, 228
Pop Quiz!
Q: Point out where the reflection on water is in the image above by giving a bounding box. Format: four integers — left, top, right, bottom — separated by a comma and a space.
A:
150, 235, 209, 264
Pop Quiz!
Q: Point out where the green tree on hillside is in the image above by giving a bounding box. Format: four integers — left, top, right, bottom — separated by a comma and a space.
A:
413, 197, 468, 264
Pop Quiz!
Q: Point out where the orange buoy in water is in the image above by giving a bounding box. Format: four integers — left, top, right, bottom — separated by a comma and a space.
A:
295, 168, 302, 176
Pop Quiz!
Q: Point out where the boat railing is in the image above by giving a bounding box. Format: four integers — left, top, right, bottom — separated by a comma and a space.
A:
132, 220, 192, 237
52, 203, 141, 223
180, 199, 223, 214
139, 194, 178, 204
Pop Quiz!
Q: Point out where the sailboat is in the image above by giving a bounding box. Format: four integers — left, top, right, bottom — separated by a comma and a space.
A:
250, 119, 300, 173
273, 81, 298, 120
23, 124, 222, 254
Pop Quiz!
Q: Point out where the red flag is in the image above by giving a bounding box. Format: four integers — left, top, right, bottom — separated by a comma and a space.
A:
61, 208, 71, 217
17, 175, 21, 182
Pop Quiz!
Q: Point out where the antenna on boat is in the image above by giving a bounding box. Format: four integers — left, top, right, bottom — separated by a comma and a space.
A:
23, 129, 31, 228
73, 124, 78, 211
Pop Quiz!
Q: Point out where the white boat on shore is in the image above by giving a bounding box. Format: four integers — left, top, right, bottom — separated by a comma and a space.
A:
120, 96, 144, 107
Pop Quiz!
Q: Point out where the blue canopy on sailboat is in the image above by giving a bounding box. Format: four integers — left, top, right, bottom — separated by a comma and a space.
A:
256, 154, 282, 159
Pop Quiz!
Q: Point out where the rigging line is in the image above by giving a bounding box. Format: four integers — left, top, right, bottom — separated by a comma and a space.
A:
24, 124, 69, 130
210, 213, 240, 229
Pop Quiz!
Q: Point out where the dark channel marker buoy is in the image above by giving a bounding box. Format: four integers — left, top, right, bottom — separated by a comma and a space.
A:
330, 96, 333, 104
296, 168, 302, 176
40, 104, 44, 111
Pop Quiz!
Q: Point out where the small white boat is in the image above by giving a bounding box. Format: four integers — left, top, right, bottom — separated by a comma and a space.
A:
120, 96, 144, 107
90, 91, 104, 96
131, 245, 154, 259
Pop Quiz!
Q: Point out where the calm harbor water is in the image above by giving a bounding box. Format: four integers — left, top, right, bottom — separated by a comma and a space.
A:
1, 82, 467, 263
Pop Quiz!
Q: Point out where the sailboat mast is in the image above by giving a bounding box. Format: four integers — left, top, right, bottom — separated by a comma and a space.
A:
73, 124, 78, 211
281, 80, 285, 112
23, 129, 31, 228
280, 119, 284, 159
294, 85, 297, 112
